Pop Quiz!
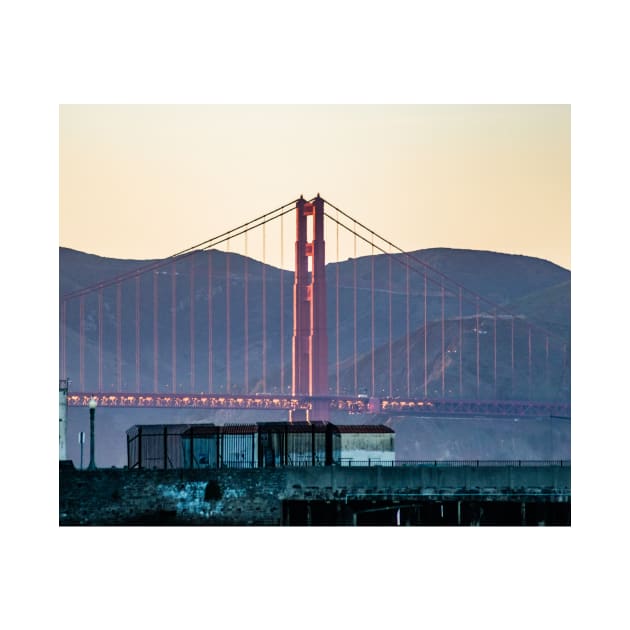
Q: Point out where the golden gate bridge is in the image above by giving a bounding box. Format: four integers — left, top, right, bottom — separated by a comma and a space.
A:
59, 195, 570, 419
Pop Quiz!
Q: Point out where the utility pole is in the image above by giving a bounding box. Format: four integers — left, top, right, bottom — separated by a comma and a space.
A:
59, 379, 68, 460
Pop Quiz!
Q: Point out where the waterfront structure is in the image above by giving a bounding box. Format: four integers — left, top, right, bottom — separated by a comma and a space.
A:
126, 421, 395, 470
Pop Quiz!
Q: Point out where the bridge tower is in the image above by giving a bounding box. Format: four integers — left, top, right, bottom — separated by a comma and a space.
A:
291, 195, 329, 422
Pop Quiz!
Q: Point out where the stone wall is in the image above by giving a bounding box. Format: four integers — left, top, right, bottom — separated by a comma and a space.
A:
59, 468, 287, 525
59, 464, 570, 526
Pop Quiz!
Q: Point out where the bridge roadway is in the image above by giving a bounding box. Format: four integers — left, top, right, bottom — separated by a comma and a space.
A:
66, 392, 570, 418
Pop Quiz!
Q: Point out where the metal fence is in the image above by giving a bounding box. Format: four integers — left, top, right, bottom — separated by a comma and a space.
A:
340, 459, 570, 467
127, 422, 340, 469
126, 424, 569, 470
127, 425, 189, 470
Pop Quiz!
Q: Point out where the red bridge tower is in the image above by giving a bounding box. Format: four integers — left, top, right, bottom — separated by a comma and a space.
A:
291, 195, 329, 422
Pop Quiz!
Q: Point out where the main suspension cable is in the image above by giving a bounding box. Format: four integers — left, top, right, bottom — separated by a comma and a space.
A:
322, 198, 565, 343
62, 199, 299, 301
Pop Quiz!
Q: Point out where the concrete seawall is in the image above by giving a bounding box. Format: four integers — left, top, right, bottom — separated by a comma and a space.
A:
60, 464, 570, 526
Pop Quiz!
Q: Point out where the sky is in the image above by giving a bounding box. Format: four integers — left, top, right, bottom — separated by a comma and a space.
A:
59, 104, 571, 269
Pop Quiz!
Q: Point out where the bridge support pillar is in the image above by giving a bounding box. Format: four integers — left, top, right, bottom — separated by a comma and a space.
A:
59, 380, 68, 461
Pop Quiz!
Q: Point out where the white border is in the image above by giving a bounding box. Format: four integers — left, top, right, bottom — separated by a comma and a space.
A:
4, 1, 627, 627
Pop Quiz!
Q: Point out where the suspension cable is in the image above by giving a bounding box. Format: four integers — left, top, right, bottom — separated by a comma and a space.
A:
62, 199, 299, 301
322, 198, 566, 343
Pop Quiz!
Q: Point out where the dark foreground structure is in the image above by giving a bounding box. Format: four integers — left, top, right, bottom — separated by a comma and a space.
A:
59, 461, 570, 526
126, 422, 396, 469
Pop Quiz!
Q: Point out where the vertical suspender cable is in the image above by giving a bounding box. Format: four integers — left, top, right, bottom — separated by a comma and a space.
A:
98, 288, 103, 391
371, 236, 375, 396
61, 299, 66, 380
226, 240, 231, 394
528, 327, 532, 398
545, 335, 549, 388
190, 255, 196, 392
135, 275, 140, 392
244, 231, 249, 394
406, 259, 410, 397
493, 308, 497, 399
560, 343, 571, 400
208, 251, 213, 393
476, 296, 480, 398
79, 296, 85, 390
171, 260, 177, 393
388, 249, 393, 398
116, 282, 122, 391
279, 215, 284, 394
441, 284, 445, 398
511, 316, 515, 398
262, 223, 266, 392
336, 211, 340, 396
153, 272, 158, 392
459, 288, 463, 397
353, 222, 358, 396
423, 273, 427, 398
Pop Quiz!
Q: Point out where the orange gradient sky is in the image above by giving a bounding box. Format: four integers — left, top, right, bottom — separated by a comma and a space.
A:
59, 104, 570, 269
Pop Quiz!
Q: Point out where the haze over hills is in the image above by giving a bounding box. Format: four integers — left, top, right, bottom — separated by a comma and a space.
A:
59, 246, 570, 467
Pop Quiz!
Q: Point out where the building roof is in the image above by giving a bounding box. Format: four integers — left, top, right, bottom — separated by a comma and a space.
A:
181, 424, 256, 437
181, 424, 219, 437
126, 424, 193, 437
335, 425, 395, 434
258, 421, 334, 433
222, 424, 258, 434
129, 421, 395, 438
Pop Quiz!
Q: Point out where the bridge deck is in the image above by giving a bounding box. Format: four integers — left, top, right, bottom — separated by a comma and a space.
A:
67, 392, 570, 417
